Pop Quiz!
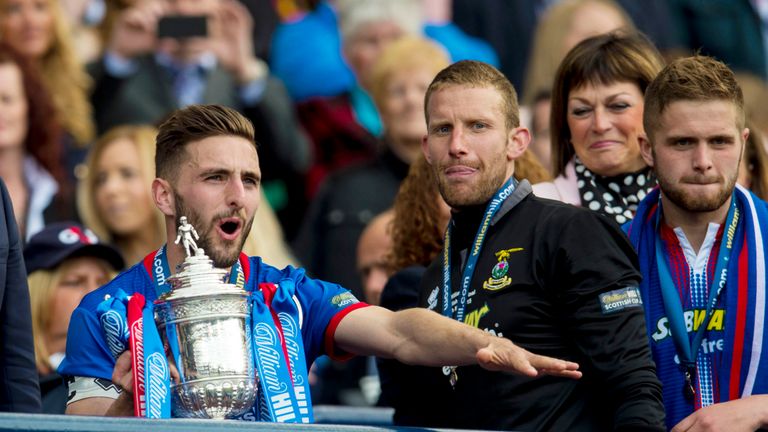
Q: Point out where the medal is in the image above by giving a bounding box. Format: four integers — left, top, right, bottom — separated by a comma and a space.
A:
683, 368, 696, 402
443, 366, 458, 388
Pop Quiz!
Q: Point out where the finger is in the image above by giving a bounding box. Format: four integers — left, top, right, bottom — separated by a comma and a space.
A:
671, 413, 697, 432
527, 353, 580, 373
538, 369, 583, 379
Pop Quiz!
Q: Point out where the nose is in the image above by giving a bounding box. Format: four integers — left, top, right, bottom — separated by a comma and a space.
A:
592, 108, 612, 134
448, 126, 468, 158
100, 174, 121, 196
692, 143, 714, 172
225, 178, 246, 210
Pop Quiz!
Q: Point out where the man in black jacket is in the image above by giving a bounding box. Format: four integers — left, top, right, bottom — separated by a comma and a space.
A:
0, 178, 41, 412
414, 60, 665, 431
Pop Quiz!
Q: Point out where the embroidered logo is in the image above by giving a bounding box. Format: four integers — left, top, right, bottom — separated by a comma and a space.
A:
598, 286, 643, 314
427, 287, 439, 310
483, 248, 523, 291
331, 292, 358, 308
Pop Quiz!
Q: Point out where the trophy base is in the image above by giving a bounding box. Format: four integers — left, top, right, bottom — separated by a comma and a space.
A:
172, 375, 258, 419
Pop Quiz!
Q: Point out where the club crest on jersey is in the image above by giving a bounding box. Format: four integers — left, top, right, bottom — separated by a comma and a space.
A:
483, 248, 523, 291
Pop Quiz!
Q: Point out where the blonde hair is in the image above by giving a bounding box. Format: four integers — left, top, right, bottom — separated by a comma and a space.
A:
36, 0, 95, 146
370, 36, 449, 110
78, 125, 164, 244
522, 0, 633, 106
28, 260, 116, 374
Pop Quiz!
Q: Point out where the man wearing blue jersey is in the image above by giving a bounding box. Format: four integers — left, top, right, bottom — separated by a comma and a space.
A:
60, 104, 580, 419
627, 56, 768, 431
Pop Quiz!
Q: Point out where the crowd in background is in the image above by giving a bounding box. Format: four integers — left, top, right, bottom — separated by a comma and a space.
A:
3, 0, 768, 416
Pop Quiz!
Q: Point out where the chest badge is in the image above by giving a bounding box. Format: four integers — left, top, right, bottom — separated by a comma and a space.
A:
483, 248, 523, 291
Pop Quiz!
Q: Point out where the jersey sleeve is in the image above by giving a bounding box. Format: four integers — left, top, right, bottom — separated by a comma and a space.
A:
544, 209, 665, 430
57, 305, 116, 381
289, 268, 369, 364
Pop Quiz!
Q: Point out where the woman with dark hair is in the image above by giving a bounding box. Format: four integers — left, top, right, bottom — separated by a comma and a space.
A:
0, 43, 68, 239
533, 31, 663, 224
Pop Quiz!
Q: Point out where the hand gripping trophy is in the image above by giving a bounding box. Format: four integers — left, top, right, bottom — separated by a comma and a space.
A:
154, 216, 258, 419
174, 216, 200, 257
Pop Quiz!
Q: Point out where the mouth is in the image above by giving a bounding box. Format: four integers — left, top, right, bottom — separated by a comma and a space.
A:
444, 165, 478, 179
216, 217, 243, 241
589, 140, 621, 150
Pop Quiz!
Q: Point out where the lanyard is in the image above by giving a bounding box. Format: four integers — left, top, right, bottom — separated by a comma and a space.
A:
150, 245, 246, 297
441, 177, 515, 322
655, 196, 739, 378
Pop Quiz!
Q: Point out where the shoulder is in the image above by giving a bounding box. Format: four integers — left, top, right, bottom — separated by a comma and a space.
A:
77, 264, 151, 311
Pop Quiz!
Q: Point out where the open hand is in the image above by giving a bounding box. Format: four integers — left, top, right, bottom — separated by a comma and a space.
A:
476, 339, 582, 379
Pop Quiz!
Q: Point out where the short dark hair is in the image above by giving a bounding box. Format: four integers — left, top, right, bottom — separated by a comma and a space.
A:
643, 55, 745, 142
424, 60, 520, 129
550, 31, 664, 176
155, 105, 256, 181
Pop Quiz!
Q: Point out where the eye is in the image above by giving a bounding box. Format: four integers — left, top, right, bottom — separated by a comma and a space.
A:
471, 122, 487, 130
205, 174, 224, 182
570, 107, 591, 117
432, 125, 451, 135
674, 139, 694, 147
609, 102, 630, 112
243, 176, 260, 187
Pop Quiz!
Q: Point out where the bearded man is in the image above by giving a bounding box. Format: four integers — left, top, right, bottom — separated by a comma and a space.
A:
626, 55, 768, 431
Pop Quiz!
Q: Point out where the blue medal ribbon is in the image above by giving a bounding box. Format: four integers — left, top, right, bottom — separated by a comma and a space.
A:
140, 300, 171, 418
655, 195, 739, 399
251, 283, 308, 423
442, 177, 516, 322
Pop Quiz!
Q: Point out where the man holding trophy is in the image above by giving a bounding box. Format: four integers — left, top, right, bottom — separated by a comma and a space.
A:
59, 105, 580, 421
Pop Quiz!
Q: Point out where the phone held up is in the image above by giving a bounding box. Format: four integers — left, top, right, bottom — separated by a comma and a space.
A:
157, 15, 208, 39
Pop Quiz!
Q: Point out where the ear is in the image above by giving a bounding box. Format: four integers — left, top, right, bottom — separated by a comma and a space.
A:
639, 134, 654, 168
421, 134, 433, 164
507, 126, 531, 161
742, 127, 750, 146
152, 178, 175, 217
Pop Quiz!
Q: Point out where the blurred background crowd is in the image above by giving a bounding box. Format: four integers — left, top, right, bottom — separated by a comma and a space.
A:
4, 0, 768, 414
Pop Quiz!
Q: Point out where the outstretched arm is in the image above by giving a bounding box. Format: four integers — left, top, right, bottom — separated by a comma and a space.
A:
334, 306, 581, 378
671, 395, 768, 432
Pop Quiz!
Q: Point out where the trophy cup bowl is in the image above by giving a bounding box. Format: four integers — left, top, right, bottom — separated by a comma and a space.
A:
154, 250, 258, 419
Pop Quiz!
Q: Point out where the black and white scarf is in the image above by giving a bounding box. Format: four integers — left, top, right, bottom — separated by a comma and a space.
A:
574, 157, 656, 224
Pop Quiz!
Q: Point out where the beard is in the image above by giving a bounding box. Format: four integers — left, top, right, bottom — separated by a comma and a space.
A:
432, 158, 509, 210
657, 171, 737, 213
173, 191, 253, 268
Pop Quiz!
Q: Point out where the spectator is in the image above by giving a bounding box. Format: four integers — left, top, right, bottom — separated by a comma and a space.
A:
0, 0, 96, 149
296, 36, 449, 303
24, 222, 123, 413
77, 124, 298, 268
77, 125, 164, 264
270, 0, 498, 102
0, 177, 41, 413
295, 36, 449, 406
356, 209, 393, 306
522, 0, 632, 106
0, 43, 69, 240
533, 32, 663, 225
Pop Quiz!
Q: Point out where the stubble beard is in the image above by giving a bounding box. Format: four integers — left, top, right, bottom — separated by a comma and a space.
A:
657, 170, 737, 213
433, 159, 509, 210
173, 192, 253, 268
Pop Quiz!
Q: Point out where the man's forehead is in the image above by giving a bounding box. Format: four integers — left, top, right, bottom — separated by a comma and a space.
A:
427, 85, 504, 117
182, 136, 259, 169
657, 99, 741, 135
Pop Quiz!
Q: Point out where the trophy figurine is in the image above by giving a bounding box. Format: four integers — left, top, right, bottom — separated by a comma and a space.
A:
154, 217, 258, 419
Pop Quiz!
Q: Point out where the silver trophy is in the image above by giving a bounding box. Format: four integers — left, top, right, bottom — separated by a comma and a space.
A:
154, 217, 258, 419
